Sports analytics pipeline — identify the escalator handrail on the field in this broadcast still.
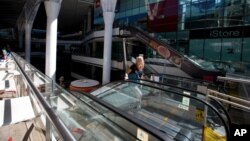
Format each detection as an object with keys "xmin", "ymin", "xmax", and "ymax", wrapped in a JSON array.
[{"xmin": 11, "ymin": 52, "xmax": 77, "ymax": 141}]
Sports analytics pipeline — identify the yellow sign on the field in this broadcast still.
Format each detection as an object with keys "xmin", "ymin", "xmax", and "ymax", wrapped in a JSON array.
[
  {"xmin": 195, "ymin": 109, "xmax": 204, "ymax": 123},
  {"xmin": 203, "ymin": 126, "xmax": 226, "ymax": 141}
]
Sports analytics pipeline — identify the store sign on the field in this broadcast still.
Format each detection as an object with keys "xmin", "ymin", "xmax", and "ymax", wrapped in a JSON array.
[
  {"xmin": 209, "ymin": 30, "xmax": 240, "ymax": 38},
  {"xmin": 190, "ymin": 26, "xmax": 250, "ymax": 39}
]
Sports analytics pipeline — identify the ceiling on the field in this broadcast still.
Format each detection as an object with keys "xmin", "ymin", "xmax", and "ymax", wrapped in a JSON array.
[
  {"xmin": 0, "ymin": 0, "xmax": 94, "ymax": 33},
  {"xmin": 0, "ymin": 0, "xmax": 27, "ymax": 29}
]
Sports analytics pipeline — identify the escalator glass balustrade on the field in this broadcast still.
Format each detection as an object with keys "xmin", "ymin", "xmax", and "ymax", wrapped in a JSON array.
[{"xmin": 90, "ymin": 80, "xmax": 230, "ymax": 141}]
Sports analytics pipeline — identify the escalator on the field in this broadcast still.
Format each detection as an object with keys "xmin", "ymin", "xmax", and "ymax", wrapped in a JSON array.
[
  {"xmin": 86, "ymin": 80, "xmax": 230, "ymax": 141},
  {"xmin": 11, "ymin": 52, "xmax": 171, "ymax": 141},
  {"xmin": 120, "ymin": 26, "xmax": 225, "ymax": 82}
]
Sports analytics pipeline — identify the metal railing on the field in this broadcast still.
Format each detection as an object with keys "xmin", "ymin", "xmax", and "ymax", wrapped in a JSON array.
[
  {"xmin": 218, "ymin": 76, "xmax": 250, "ymax": 84},
  {"xmin": 11, "ymin": 52, "xmax": 76, "ymax": 141},
  {"xmin": 10, "ymin": 52, "xmax": 173, "ymax": 141},
  {"xmin": 207, "ymin": 89, "xmax": 250, "ymax": 111},
  {"xmin": 206, "ymin": 75, "xmax": 250, "ymax": 111}
]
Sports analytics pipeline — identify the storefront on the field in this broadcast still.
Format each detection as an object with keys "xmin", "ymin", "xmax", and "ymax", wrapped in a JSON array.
[{"xmin": 189, "ymin": 26, "xmax": 250, "ymax": 63}]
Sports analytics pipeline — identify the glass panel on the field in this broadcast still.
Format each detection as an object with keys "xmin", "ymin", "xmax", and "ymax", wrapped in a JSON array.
[
  {"xmin": 120, "ymin": 12, "xmax": 126, "ymax": 18},
  {"xmin": 124, "ymin": 1, "xmax": 129, "ymax": 11},
  {"xmin": 243, "ymin": 38, "xmax": 250, "ymax": 62},
  {"xmin": 91, "ymin": 81, "xmax": 228, "ymax": 141},
  {"xmin": 133, "ymin": 0, "xmax": 140, "ymax": 8},
  {"xmin": 48, "ymin": 88, "xmax": 138, "ymax": 141},
  {"xmin": 12, "ymin": 53, "xmax": 53, "ymax": 95},
  {"xmin": 245, "ymin": 4, "xmax": 250, "ymax": 16},
  {"xmin": 244, "ymin": 16, "xmax": 250, "ymax": 25},
  {"xmin": 137, "ymin": 79, "xmax": 230, "ymax": 126},
  {"xmin": 190, "ymin": 1, "xmax": 206, "ymax": 17},
  {"xmin": 139, "ymin": 6, "xmax": 147, "ymax": 13},
  {"xmin": 149, "ymin": 0, "xmax": 158, "ymax": 4},
  {"xmin": 189, "ymin": 39, "xmax": 204, "ymax": 58},
  {"xmin": 139, "ymin": 0, "xmax": 145, "ymax": 7},
  {"xmin": 224, "ymin": 4, "xmax": 244, "ymax": 26},
  {"xmin": 221, "ymin": 38, "xmax": 241, "ymax": 61},
  {"xmin": 204, "ymin": 39, "xmax": 221, "ymax": 61},
  {"xmin": 126, "ymin": 9, "xmax": 132, "ymax": 17},
  {"xmin": 132, "ymin": 8, "xmax": 140, "ymax": 15},
  {"xmin": 127, "ymin": 0, "xmax": 133, "ymax": 10},
  {"xmin": 145, "ymin": 73, "xmax": 217, "ymax": 91},
  {"xmin": 11, "ymin": 53, "xmax": 167, "ymax": 141},
  {"xmin": 120, "ymin": 1, "xmax": 126, "ymax": 12}
]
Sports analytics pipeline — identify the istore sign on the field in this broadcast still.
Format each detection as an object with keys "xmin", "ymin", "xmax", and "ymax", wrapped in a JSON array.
[
  {"xmin": 190, "ymin": 26, "xmax": 250, "ymax": 39},
  {"xmin": 209, "ymin": 30, "xmax": 240, "ymax": 38}
]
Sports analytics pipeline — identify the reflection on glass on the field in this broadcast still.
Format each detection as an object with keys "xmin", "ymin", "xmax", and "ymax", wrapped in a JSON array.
[
  {"xmin": 46, "ymin": 87, "xmax": 139, "ymax": 141},
  {"xmin": 12, "ymin": 53, "xmax": 166, "ymax": 141}
]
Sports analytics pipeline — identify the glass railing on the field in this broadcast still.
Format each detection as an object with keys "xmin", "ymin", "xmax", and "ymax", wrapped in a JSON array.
[
  {"xmin": 136, "ymin": 79, "xmax": 231, "ymax": 129},
  {"xmin": 186, "ymin": 55, "xmax": 220, "ymax": 72},
  {"xmin": 144, "ymin": 73, "xmax": 218, "ymax": 92},
  {"xmin": 10, "ymin": 52, "xmax": 169, "ymax": 141},
  {"xmin": 217, "ymin": 73, "xmax": 250, "ymax": 104},
  {"xmin": 212, "ymin": 61, "xmax": 250, "ymax": 77},
  {"xmin": 216, "ymin": 74, "xmax": 250, "ymax": 125},
  {"xmin": 140, "ymin": 74, "xmax": 232, "ymax": 127},
  {"xmin": 90, "ymin": 80, "xmax": 230, "ymax": 141}
]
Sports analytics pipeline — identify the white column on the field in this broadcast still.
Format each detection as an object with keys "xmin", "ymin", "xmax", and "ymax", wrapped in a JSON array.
[
  {"xmin": 101, "ymin": 0, "xmax": 117, "ymax": 85},
  {"xmin": 25, "ymin": 23, "xmax": 32, "ymax": 63},
  {"xmin": 102, "ymin": 12, "xmax": 115, "ymax": 84},
  {"xmin": 45, "ymin": 1, "xmax": 61, "ymax": 81}
]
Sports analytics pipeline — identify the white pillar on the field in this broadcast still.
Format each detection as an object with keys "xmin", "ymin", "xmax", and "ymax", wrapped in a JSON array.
[
  {"xmin": 45, "ymin": 1, "xmax": 61, "ymax": 81},
  {"xmin": 25, "ymin": 23, "xmax": 32, "ymax": 63},
  {"xmin": 102, "ymin": 12, "xmax": 115, "ymax": 84},
  {"xmin": 101, "ymin": 0, "xmax": 117, "ymax": 84}
]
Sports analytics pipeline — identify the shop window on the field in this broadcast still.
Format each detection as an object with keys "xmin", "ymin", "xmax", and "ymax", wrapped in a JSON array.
[
  {"xmin": 139, "ymin": 6, "xmax": 147, "ymax": 13},
  {"xmin": 139, "ymin": 0, "xmax": 145, "ymax": 7},
  {"xmin": 133, "ymin": 0, "xmax": 140, "ymax": 8},
  {"xmin": 204, "ymin": 39, "xmax": 221, "ymax": 61},
  {"xmin": 242, "ymin": 38, "xmax": 250, "ymax": 62},
  {"xmin": 245, "ymin": 4, "xmax": 250, "ymax": 16},
  {"xmin": 189, "ymin": 39, "xmax": 204, "ymax": 58},
  {"xmin": 221, "ymin": 38, "xmax": 241, "ymax": 61},
  {"xmin": 126, "ymin": 10, "xmax": 132, "ymax": 17},
  {"xmin": 224, "ymin": 4, "xmax": 244, "ymax": 26},
  {"xmin": 132, "ymin": 8, "xmax": 140, "ymax": 15}
]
